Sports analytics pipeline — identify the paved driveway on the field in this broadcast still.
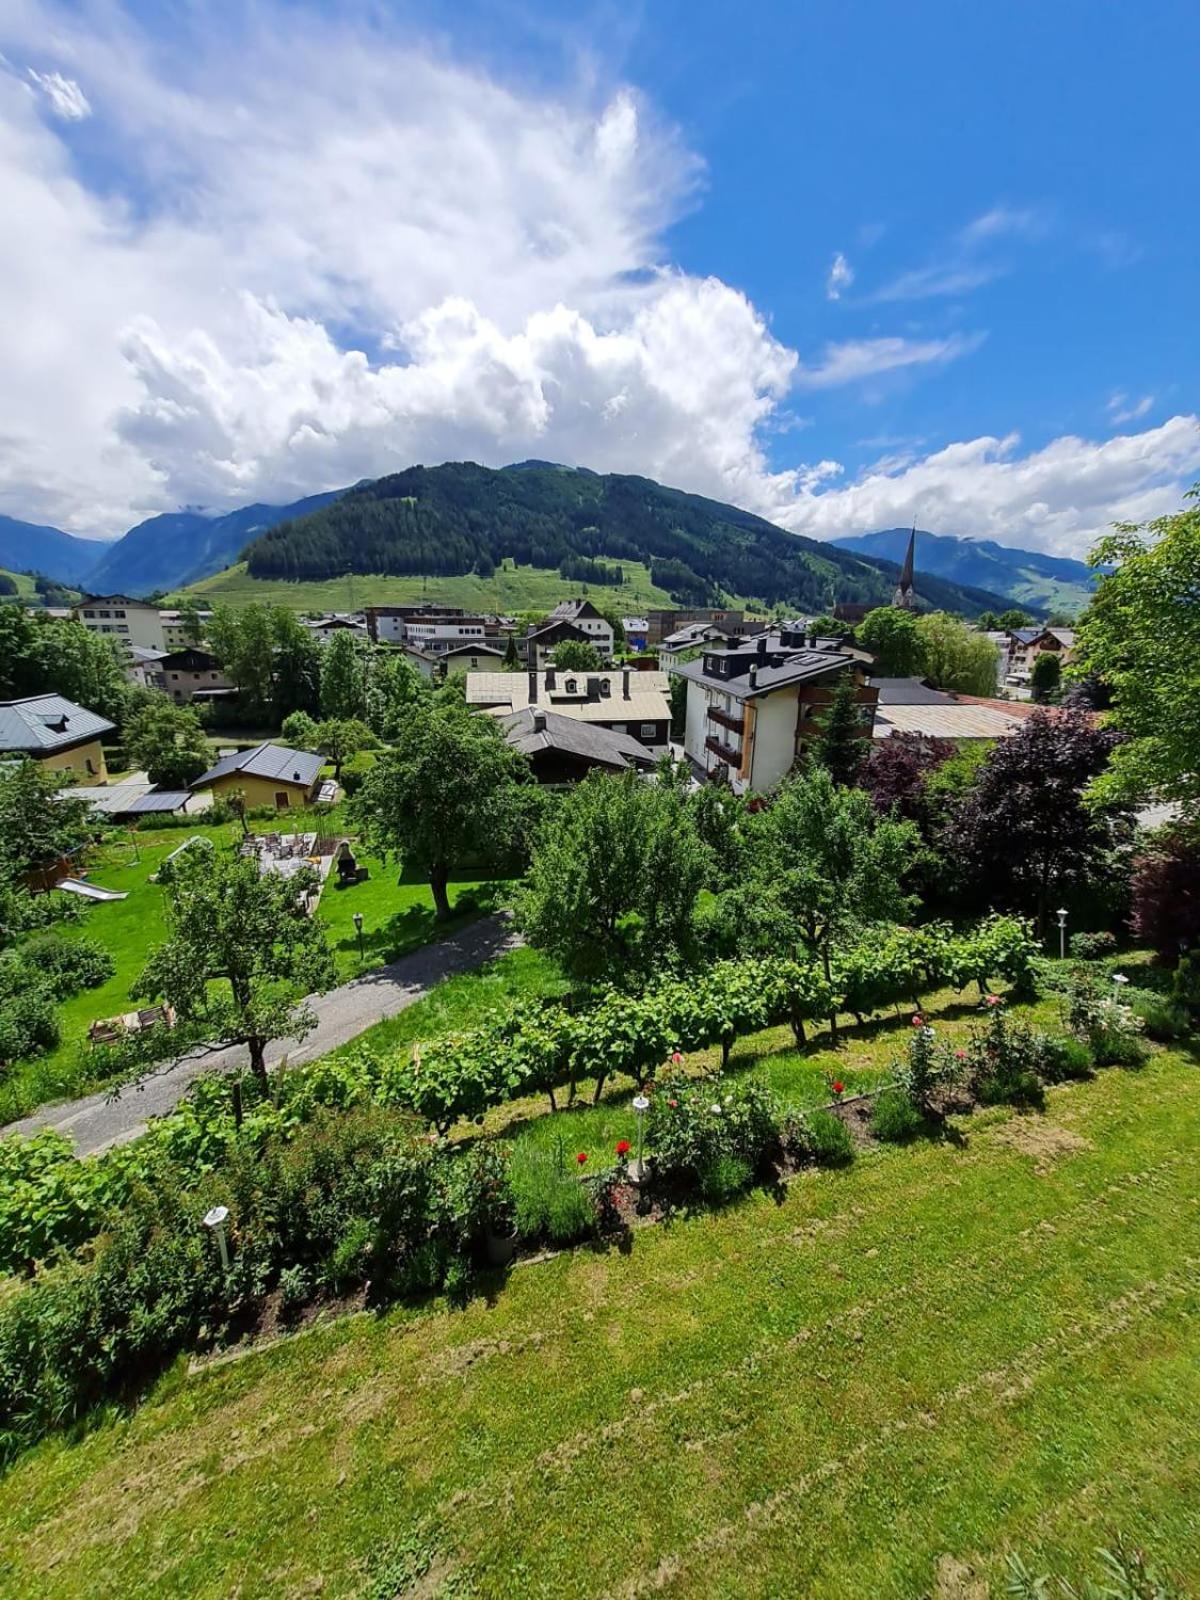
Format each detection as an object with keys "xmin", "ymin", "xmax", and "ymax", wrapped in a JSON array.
[{"xmin": 3, "ymin": 914, "xmax": 522, "ymax": 1157}]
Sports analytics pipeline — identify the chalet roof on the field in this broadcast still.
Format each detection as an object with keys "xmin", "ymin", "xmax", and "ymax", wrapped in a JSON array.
[
  {"xmin": 191, "ymin": 741, "xmax": 323, "ymax": 791},
  {"xmin": 439, "ymin": 640, "xmax": 505, "ymax": 659},
  {"xmin": 873, "ymin": 702, "xmax": 1024, "ymax": 740},
  {"xmin": 496, "ymin": 708, "xmax": 657, "ymax": 770},
  {"xmin": 0, "ymin": 694, "xmax": 115, "ymax": 753},
  {"xmin": 672, "ymin": 648, "xmax": 853, "ymax": 702},
  {"xmin": 549, "ymin": 598, "xmax": 605, "ymax": 623}
]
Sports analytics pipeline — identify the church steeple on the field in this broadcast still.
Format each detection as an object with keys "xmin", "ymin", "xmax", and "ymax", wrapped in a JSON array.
[{"xmin": 893, "ymin": 523, "xmax": 916, "ymax": 609}]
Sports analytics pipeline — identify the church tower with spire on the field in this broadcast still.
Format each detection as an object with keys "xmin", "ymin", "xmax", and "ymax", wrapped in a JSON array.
[{"xmin": 893, "ymin": 524, "xmax": 917, "ymax": 609}]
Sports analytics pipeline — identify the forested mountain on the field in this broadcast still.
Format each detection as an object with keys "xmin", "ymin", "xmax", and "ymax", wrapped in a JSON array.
[
  {"xmin": 833, "ymin": 527, "xmax": 1100, "ymax": 615},
  {"xmin": 0, "ymin": 514, "xmax": 106, "ymax": 586},
  {"xmin": 242, "ymin": 462, "xmax": 1013, "ymax": 614},
  {"xmin": 85, "ymin": 490, "xmax": 346, "ymax": 594}
]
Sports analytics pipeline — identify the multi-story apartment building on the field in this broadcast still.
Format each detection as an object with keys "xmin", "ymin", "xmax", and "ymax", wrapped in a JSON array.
[
  {"xmin": 75, "ymin": 595, "xmax": 166, "ymax": 655},
  {"xmin": 674, "ymin": 625, "xmax": 877, "ymax": 793}
]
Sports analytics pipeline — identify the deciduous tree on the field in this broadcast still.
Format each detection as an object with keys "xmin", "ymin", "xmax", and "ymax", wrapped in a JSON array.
[
  {"xmin": 1029, "ymin": 650, "xmax": 1062, "ymax": 701},
  {"xmin": 320, "ymin": 629, "xmax": 369, "ymax": 720},
  {"xmin": 125, "ymin": 698, "xmax": 211, "ymax": 788},
  {"xmin": 1075, "ymin": 490, "xmax": 1200, "ymax": 815},
  {"xmin": 550, "ymin": 639, "xmax": 604, "ymax": 671},
  {"xmin": 353, "ymin": 701, "xmax": 528, "ymax": 919},
  {"xmin": 0, "ymin": 761, "xmax": 93, "ymax": 883},
  {"xmin": 134, "ymin": 846, "xmax": 335, "ymax": 1078},
  {"xmin": 857, "ymin": 607, "xmax": 925, "ymax": 677},
  {"xmin": 316, "ymin": 717, "xmax": 374, "ymax": 780},
  {"xmin": 915, "ymin": 612, "xmax": 998, "ymax": 695}
]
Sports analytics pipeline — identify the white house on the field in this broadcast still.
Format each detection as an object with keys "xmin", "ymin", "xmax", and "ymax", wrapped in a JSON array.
[{"xmin": 466, "ymin": 667, "xmax": 670, "ymax": 747}]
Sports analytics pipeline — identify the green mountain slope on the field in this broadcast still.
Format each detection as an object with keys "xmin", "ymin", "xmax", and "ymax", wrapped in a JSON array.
[{"xmin": 240, "ymin": 462, "xmax": 1014, "ymax": 616}]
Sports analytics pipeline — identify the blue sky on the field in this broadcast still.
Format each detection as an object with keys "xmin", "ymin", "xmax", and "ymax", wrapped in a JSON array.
[{"xmin": 0, "ymin": 0, "xmax": 1197, "ymax": 552}]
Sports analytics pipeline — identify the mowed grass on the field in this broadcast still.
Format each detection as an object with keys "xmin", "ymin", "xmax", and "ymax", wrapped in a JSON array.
[
  {"xmin": 1, "ymin": 819, "xmax": 514, "ymax": 1124},
  {"xmin": 174, "ymin": 558, "xmax": 672, "ymax": 613},
  {"xmin": 1, "ymin": 1040, "xmax": 1197, "ymax": 1598}
]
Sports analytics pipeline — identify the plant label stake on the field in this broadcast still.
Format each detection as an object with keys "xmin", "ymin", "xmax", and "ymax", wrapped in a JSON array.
[
  {"xmin": 630, "ymin": 1094, "xmax": 650, "ymax": 1184},
  {"xmin": 204, "ymin": 1205, "xmax": 230, "ymax": 1272}
]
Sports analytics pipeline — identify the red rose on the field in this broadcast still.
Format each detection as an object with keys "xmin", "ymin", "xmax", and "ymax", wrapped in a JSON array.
[
  {"xmin": 986, "ymin": 994, "xmax": 1001, "ymax": 1007},
  {"xmin": 911, "ymin": 1014, "xmax": 925, "ymax": 1027},
  {"xmin": 831, "ymin": 1080, "xmax": 844, "ymax": 1096},
  {"xmin": 668, "ymin": 1098, "xmax": 678, "ymax": 1108},
  {"xmin": 576, "ymin": 1151, "xmax": 588, "ymax": 1165},
  {"xmin": 670, "ymin": 1051, "xmax": 683, "ymax": 1065},
  {"xmin": 615, "ymin": 1140, "xmax": 631, "ymax": 1156},
  {"xmin": 954, "ymin": 1048, "xmax": 967, "ymax": 1061}
]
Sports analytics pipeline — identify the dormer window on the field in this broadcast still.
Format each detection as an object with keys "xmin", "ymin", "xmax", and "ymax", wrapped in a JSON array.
[{"xmin": 565, "ymin": 678, "xmax": 577, "ymax": 694}]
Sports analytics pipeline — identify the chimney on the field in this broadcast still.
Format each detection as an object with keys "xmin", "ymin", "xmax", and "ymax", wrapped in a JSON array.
[
  {"xmin": 807, "ymin": 631, "xmax": 815, "ymax": 649},
  {"xmin": 528, "ymin": 670, "xmax": 538, "ymax": 703},
  {"xmin": 757, "ymin": 636, "xmax": 767, "ymax": 661},
  {"xmin": 748, "ymin": 664, "xmax": 758, "ymax": 689},
  {"xmin": 546, "ymin": 667, "xmax": 557, "ymax": 690},
  {"xmin": 532, "ymin": 708, "xmax": 546, "ymax": 733},
  {"xmin": 622, "ymin": 666, "xmax": 631, "ymax": 700}
]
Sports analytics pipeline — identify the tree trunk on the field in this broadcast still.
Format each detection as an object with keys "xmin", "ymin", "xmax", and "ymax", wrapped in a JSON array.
[
  {"xmin": 429, "ymin": 862, "xmax": 452, "ymax": 921},
  {"xmin": 248, "ymin": 1036, "xmax": 268, "ymax": 1080},
  {"xmin": 821, "ymin": 943, "xmax": 839, "ymax": 1043}
]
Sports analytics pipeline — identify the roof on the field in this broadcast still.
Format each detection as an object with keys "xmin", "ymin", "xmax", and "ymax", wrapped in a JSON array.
[
  {"xmin": 159, "ymin": 647, "xmax": 223, "ymax": 670},
  {"xmin": 549, "ymin": 598, "xmax": 605, "ymax": 623},
  {"xmin": 130, "ymin": 645, "xmax": 168, "ymax": 664},
  {"xmin": 191, "ymin": 741, "xmax": 324, "ymax": 790},
  {"xmin": 660, "ymin": 621, "xmax": 736, "ymax": 650},
  {"xmin": 672, "ymin": 648, "xmax": 854, "ymax": 702},
  {"xmin": 67, "ymin": 783, "xmax": 191, "ymax": 817},
  {"xmin": 873, "ymin": 702, "xmax": 1025, "ymax": 740},
  {"xmin": 871, "ymin": 677, "xmax": 955, "ymax": 705},
  {"xmin": 621, "ymin": 617, "xmax": 649, "ymax": 631},
  {"xmin": 525, "ymin": 618, "xmax": 590, "ymax": 645},
  {"xmin": 78, "ymin": 594, "xmax": 157, "ymax": 609},
  {"xmin": 495, "ymin": 708, "xmax": 658, "ymax": 771},
  {"xmin": 466, "ymin": 669, "xmax": 670, "ymax": 725},
  {"xmin": 440, "ymin": 641, "xmax": 505, "ymax": 659},
  {"xmin": 0, "ymin": 694, "xmax": 115, "ymax": 754}
]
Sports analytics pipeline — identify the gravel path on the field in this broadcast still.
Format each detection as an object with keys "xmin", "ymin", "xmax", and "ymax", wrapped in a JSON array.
[{"xmin": 3, "ymin": 914, "xmax": 522, "ymax": 1157}]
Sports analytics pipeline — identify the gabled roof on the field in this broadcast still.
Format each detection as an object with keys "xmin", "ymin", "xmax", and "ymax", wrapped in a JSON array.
[
  {"xmin": 0, "ymin": 694, "xmax": 115, "ymax": 753},
  {"xmin": 191, "ymin": 741, "xmax": 323, "ymax": 791},
  {"xmin": 549, "ymin": 598, "xmax": 606, "ymax": 623},
  {"xmin": 871, "ymin": 677, "xmax": 955, "ymax": 705},
  {"xmin": 525, "ymin": 618, "xmax": 590, "ymax": 645},
  {"xmin": 440, "ymin": 641, "xmax": 505, "ymax": 659},
  {"xmin": 672, "ymin": 649, "xmax": 853, "ymax": 702},
  {"xmin": 159, "ymin": 647, "xmax": 223, "ymax": 671},
  {"xmin": 78, "ymin": 594, "xmax": 157, "ymax": 609},
  {"xmin": 496, "ymin": 708, "xmax": 658, "ymax": 771}
]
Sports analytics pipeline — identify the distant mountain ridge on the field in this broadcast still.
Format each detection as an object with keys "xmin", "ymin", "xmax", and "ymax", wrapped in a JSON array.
[
  {"xmin": 0, "ymin": 515, "xmax": 107, "ymax": 587},
  {"xmin": 239, "ymin": 461, "xmax": 1015, "ymax": 616},
  {"xmin": 832, "ymin": 527, "xmax": 1098, "ymax": 614}
]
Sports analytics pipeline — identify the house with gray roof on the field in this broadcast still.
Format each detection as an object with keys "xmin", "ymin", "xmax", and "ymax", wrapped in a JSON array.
[
  {"xmin": 190, "ymin": 741, "xmax": 325, "ymax": 810},
  {"xmin": 0, "ymin": 694, "xmax": 115, "ymax": 782},
  {"xmin": 495, "ymin": 707, "xmax": 658, "ymax": 783}
]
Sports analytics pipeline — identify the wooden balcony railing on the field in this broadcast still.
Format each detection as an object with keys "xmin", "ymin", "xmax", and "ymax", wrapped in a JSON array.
[
  {"xmin": 705, "ymin": 733, "xmax": 741, "ymax": 766},
  {"xmin": 706, "ymin": 704, "xmax": 745, "ymax": 735}
]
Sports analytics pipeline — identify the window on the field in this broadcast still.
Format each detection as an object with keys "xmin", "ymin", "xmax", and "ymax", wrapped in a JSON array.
[
  {"xmin": 83, "ymin": 610, "xmax": 95, "ymax": 619},
  {"xmin": 640, "ymin": 723, "xmax": 657, "ymax": 738},
  {"xmin": 565, "ymin": 678, "xmax": 577, "ymax": 694}
]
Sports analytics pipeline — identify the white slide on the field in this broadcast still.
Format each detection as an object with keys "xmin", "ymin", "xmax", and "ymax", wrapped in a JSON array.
[{"xmin": 54, "ymin": 878, "xmax": 128, "ymax": 901}]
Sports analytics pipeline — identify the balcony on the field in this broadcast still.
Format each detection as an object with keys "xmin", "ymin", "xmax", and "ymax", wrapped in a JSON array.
[
  {"xmin": 706, "ymin": 704, "xmax": 745, "ymax": 736},
  {"xmin": 705, "ymin": 733, "xmax": 741, "ymax": 767}
]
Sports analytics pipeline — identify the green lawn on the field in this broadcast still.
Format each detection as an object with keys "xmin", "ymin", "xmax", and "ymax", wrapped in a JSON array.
[
  {"xmin": 1, "ymin": 1034, "xmax": 1197, "ymax": 1598},
  {"xmin": 172, "ymin": 558, "xmax": 673, "ymax": 613},
  {"xmin": 1, "ymin": 820, "xmax": 516, "ymax": 1124}
]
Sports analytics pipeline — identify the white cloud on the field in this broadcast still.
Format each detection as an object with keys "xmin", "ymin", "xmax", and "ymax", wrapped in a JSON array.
[
  {"xmin": 25, "ymin": 67, "xmax": 90, "ymax": 120},
  {"xmin": 762, "ymin": 416, "xmax": 1200, "ymax": 559},
  {"xmin": 0, "ymin": 5, "xmax": 1194, "ymax": 564},
  {"xmin": 794, "ymin": 333, "xmax": 985, "ymax": 389},
  {"xmin": 1107, "ymin": 391, "xmax": 1154, "ymax": 424},
  {"xmin": 826, "ymin": 251, "xmax": 853, "ymax": 300},
  {"xmin": 959, "ymin": 205, "xmax": 1040, "ymax": 244}
]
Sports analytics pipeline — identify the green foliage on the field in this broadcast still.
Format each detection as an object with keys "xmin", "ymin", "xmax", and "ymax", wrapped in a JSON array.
[
  {"xmin": 319, "ymin": 629, "xmax": 369, "ymax": 720},
  {"xmin": 519, "ymin": 770, "xmax": 711, "ymax": 985},
  {"xmin": 810, "ymin": 676, "xmax": 870, "ymax": 786},
  {"xmin": 315, "ymin": 716, "xmax": 374, "ymax": 779},
  {"xmin": 353, "ymin": 699, "xmax": 529, "ymax": 919},
  {"xmin": 280, "ymin": 709, "xmax": 319, "ymax": 749},
  {"xmin": 961, "ymin": 1000, "xmax": 1046, "ymax": 1107},
  {"xmin": 1122, "ymin": 986, "xmax": 1192, "ymax": 1043},
  {"xmin": 871, "ymin": 1086, "xmax": 925, "ymax": 1142},
  {"xmin": 506, "ymin": 1145, "xmax": 595, "ymax": 1244},
  {"xmin": 15, "ymin": 932, "xmax": 114, "ymax": 997},
  {"xmin": 648, "ymin": 1072, "xmax": 780, "ymax": 1197},
  {"xmin": 0, "ymin": 611, "xmax": 128, "ymax": 722},
  {"xmin": 1064, "ymin": 970, "xmax": 1149, "ymax": 1066},
  {"xmin": 0, "ymin": 760, "xmax": 93, "ymax": 881},
  {"xmin": 915, "ymin": 611, "xmax": 999, "ymax": 695},
  {"xmin": 1029, "ymin": 649, "xmax": 1062, "ymax": 700},
  {"xmin": 133, "ymin": 844, "xmax": 336, "ymax": 1076},
  {"xmin": 124, "ymin": 697, "xmax": 210, "ymax": 788},
  {"xmin": 1076, "ymin": 490, "xmax": 1200, "ymax": 812},
  {"xmin": 206, "ymin": 605, "xmax": 322, "ymax": 722},
  {"xmin": 1072, "ymin": 930, "xmax": 1118, "ymax": 961},
  {"xmin": 1006, "ymin": 1537, "xmax": 1180, "ymax": 1599},
  {"xmin": 857, "ymin": 607, "xmax": 925, "ymax": 675},
  {"xmin": 550, "ymin": 639, "xmax": 604, "ymax": 671},
  {"xmin": 785, "ymin": 1107, "xmax": 854, "ymax": 1166}
]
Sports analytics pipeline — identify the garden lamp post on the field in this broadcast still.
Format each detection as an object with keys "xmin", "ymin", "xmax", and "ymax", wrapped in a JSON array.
[
  {"xmin": 1056, "ymin": 907, "xmax": 1068, "ymax": 961},
  {"xmin": 631, "ymin": 1094, "xmax": 650, "ymax": 1185},
  {"xmin": 1112, "ymin": 972, "xmax": 1130, "ymax": 994},
  {"xmin": 203, "ymin": 1204, "xmax": 230, "ymax": 1272},
  {"xmin": 353, "ymin": 911, "xmax": 364, "ymax": 964}
]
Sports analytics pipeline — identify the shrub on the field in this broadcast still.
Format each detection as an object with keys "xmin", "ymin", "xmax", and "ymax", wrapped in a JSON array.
[
  {"xmin": 277, "ymin": 1264, "xmax": 312, "ymax": 1320},
  {"xmin": 434, "ymin": 1141, "xmax": 514, "ymax": 1251},
  {"xmin": 1124, "ymin": 985, "xmax": 1192, "ymax": 1042},
  {"xmin": 961, "ymin": 1001, "xmax": 1046, "ymax": 1107},
  {"xmin": 0, "ymin": 1131, "xmax": 125, "ymax": 1274},
  {"xmin": 1036, "ymin": 1033, "xmax": 1094, "ymax": 1083},
  {"xmin": 648, "ymin": 1074, "xmax": 780, "ymax": 1197},
  {"xmin": 1071, "ymin": 929, "xmax": 1118, "ymax": 961},
  {"xmin": 785, "ymin": 1108, "xmax": 854, "ymax": 1167},
  {"xmin": 0, "ymin": 984, "xmax": 60, "ymax": 1064},
  {"xmin": 1065, "ymin": 971, "xmax": 1150, "ymax": 1066},
  {"xmin": 17, "ymin": 933, "xmax": 115, "ymax": 998},
  {"xmin": 871, "ymin": 1087, "xmax": 925, "ymax": 1142},
  {"xmin": 507, "ymin": 1145, "xmax": 595, "ymax": 1245},
  {"xmin": 1173, "ymin": 951, "xmax": 1200, "ymax": 1013}
]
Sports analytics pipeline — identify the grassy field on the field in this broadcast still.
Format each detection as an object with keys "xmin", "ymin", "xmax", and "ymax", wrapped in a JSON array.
[
  {"xmin": 0, "ymin": 1024, "xmax": 1196, "ymax": 1598},
  {"xmin": 0, "ymin": 819, "xmax": 515, "ymax": 1124},
  {"xmin": 172, "ymin": 559, "xmax": 673, "ymax": 613}
]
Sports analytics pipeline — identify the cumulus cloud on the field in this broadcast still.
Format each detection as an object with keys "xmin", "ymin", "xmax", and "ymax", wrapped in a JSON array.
[
  {"xmin": 765, "ymin": 416, "xmax": 1200, "ymax": 558},
  {"xmin": 25, "ymin": 67, "xmax": 90, "ymax": 120},
  {"xmin": 826, "ymin": 251, "xmax": 853, "ymax": 300},
  {"xmin": 0, "ymin": 3, "xmax": 1194, "ymax": 561}
]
